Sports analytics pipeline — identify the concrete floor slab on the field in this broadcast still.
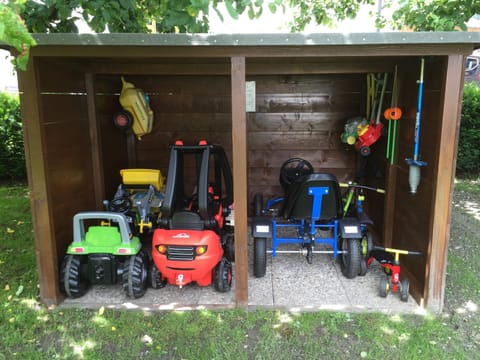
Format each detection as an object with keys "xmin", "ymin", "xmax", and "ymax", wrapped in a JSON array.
[{"xmin": 62, "ymin": 233, "xmax": 422, "ymax": 314}]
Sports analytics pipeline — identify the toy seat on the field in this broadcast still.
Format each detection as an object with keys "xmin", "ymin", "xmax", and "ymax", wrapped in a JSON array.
[
  {"xmin": 169, "ymin": 211, "xmax": 205, "ymax": 231},
  {"xmin": 267, "ymin": 173, "xmax": 344, "ymax": 260},
  {"xmin": 282, "ymin": 173, "xmax": 343, "ymax": 221}
]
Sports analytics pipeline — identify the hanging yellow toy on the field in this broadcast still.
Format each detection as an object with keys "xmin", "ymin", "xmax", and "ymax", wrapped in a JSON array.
[{"xmin": 113, "ymin": 76, "xmax": 154, "ymax": 140}]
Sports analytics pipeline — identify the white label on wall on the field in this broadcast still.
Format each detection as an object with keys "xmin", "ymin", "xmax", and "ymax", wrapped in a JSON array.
[{"xmin": 246, "ymin": 81, "xmax": 256, "ymax": 112}]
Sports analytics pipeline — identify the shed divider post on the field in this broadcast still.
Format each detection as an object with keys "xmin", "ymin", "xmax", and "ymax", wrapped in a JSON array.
[{"xmin": 231, "ymin": 56, "xmax": 248, "ymax": 307}]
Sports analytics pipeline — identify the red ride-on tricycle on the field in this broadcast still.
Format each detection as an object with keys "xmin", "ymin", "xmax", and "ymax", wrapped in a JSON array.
[
  {"xmin": 366, "ymin": 246, "xmax": 422, "ymax": 302},
  {"xmin": 150, "ymin": 140, "xmax": 234, "ymax": 292}
]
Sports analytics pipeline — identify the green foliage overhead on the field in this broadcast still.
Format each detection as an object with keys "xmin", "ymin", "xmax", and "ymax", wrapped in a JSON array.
[
  {"xmin": 0, "ymin": 1, "xmax": 36, "ymax": 70},
  {"xmin": 18, "ymin": 0, "xmax": 269, "ymax": 34},
  {"xmin": 0, "ymin": 92, "xmax": 26, "ymax": 182},
  {"xmin": 2, "ymin": 0, "xmax": 479, "ymax": 70},
  {"xmin": 287, "ymin": 0, "xmax": 376, "ymax": 31},
  {"xmin": 457, "ymin": 82, "xmax": 480, "ymax": 176},
  {"xmin": 391, "ymin": 0, "xmax": 480, "ymax": 31}
]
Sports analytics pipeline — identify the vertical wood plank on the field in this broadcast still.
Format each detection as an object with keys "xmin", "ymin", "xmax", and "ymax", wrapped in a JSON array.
[
  {"xmin": 426, "ymin": 54, "xmax": 465, "ymax": 312},
  {"xmin": 17, "ymin": 59, "xmax": 62, "ymax": 305},
  {"xmin": 85, "ymin": 73, "xmax": 105, "ymax": 207},
  {"xmin": 231, "ymin": 57, "xmax": 248, "ymax": 307}
]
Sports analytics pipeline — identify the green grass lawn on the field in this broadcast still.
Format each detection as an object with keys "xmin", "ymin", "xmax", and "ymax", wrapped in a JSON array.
[{"xmin": 0, "ymin": 183, "xmax": 479, "ymax": 359}]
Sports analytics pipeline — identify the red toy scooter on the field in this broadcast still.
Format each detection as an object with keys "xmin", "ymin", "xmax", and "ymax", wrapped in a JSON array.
[{"xmin": 366, "ymin": 246, "xmax": 422, "ymax": 302}]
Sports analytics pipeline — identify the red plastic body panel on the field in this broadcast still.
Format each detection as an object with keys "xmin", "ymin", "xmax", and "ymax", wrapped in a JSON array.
[
  {"xmin": 355, "ymin": 122, "xmax": 384, "ymax": 150},
  {"xmin": 152, "ymin": 228, "xmax": 223, "ymax": 287}
]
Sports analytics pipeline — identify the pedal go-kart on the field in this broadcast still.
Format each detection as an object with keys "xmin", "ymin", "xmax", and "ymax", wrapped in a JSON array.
[
  {"xmin": 59, "ymin": 212, "xmax": 149, "ymax": 299},
  {"xmin": 366, "ymin": 246, "xmax": 422, "ymax": 302},
  {"xmin": 252, "ymin": 158, "xmax": 364, "ymax": 279},
  {"xmin": 151, "ymin": 140, "xmax": 234, "ymax": 292},
  {"xmin": 104, "ymin": 168, "xmax": 165, "ymax": 236}
]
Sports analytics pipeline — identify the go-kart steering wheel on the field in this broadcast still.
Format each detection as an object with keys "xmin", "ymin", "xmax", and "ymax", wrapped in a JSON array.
[{"xmin": 279, "ymin": 157, "xmax": 314, "ymax": 190}]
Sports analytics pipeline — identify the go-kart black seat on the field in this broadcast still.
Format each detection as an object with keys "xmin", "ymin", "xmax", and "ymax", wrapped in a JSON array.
[
  {"xmin": 169, "ymin": 210, "xmax": 205, "ymax": 231},
  {"xmin": 282, "ymin": 173, "xmax": 343, "ymax": 221}
]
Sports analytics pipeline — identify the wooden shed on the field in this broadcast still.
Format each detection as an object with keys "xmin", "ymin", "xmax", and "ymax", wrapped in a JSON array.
[{"xmin": 10, "ymin": 32, "xmax": 480, "ymax": 312}]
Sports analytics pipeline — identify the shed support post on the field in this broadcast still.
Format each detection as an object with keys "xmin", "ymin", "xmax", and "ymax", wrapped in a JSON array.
[
  {"xmin": 231, "ymin": 56, "xmax": 248, "ymax": 307},
  {"xmin": 85, "ymin": 73, "xmax": 105, "ymax": 207},
  {"xmin": 18, "ymin": 59, "xmax": 63, "ymax": 305},
  {"xmin": 426, "ymin": 54, "xmax": 465, "ymax": 312}
]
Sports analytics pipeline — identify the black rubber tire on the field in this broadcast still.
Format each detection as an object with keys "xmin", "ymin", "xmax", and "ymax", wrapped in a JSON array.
[
  {"xmin": 253, "ymin": 193, "xmax": 263, "ymax": 216},
  {"xmin": 361, "ymin": 231, "xmax": 374, "ymax": 259},
  {"xmin": 359, "ymin": 231, "xmax": 373, "ymax": 276},
  {"xmin": 213, "ymin": 258, "xmax": 233, "ymax": 293},
  {"xmin": 359, "ymin": 146, "xmax": 371, "ymax": 157},
  {"xmin": 113, "ymin": 110, "xmax": 133, "ymax": 130},
  {"xmin": 122, "ymin": 251, "xmax": 148, "ymax": 298},
  {"xmin": 400, "ymin": 278, "xmax": 410, "ymax": 302},
  {"xmin": 253, "ymin": 237, "xmax": 267, "ymax": 278},
  {"xmin": 359, "ymin": 258, "xmax": 368, "ymax": 276},
  {"xmin": 379, "ymin": 275, "xmax": 389, "ymax": 298},
  {"xmin": 149, "ymin": 263, "xmax": 167, "ymax": 289},
  {"xmin": 340, "ymin": 238, "xmax": 362, "ymax": 279},
  {"xmin": 222, "ymin": 232, "xmax": 235, "ymax": 262},
  {"xmin": 60, "ymin": 255, "xmax": 89, "ymax": 298}
]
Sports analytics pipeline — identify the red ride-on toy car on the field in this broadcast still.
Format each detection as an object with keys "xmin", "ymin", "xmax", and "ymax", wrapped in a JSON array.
[
  {"xmin": 151, "ymin": 140, "xmax": 234, "ymax": 292},
  {"xmin": 367, "ymin": 246, "xmax": 422, "ymax": 302}
]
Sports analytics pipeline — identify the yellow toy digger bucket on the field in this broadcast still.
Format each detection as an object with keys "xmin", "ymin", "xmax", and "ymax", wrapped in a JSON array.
[{"xmin": 120, "ymin": 169, "xmax": 165, "ymax": 192}]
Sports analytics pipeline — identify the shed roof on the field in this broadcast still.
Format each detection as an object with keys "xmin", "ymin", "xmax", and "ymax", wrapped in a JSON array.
[{"xmin": 27, "ymin": 31, "xmax": 480, "ymax": 47}]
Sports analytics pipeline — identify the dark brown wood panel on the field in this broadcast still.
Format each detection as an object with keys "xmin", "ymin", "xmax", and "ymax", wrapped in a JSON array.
[
  {"xmin": 39, "ymin": 92, "xmax": 97, "ymax": 261},
  {"xmin": 37, "ymin": 58, "xmax": 86, "ymax": 93},
  {"xmin": 247, "ymin": 74, "xmax": 361, "ymax": 212}
]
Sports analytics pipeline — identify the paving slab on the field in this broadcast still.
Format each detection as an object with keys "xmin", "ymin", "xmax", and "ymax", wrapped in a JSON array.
[{"xmin": 62, "ymin": 233, "xmax": 423, "ymax": 314}]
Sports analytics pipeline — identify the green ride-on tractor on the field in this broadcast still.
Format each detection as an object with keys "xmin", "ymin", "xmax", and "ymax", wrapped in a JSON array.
[{"xmin": 59, "ymin": 211, "xmax": 149, "ymax": 299}]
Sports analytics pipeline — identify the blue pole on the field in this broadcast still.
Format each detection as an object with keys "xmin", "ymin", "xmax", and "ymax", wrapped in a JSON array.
[
  {"xmin": 413, "ymin": 58, "xmax": 424, "ymax": 161},
  {"xmin": 405, "ymin": 58, "xmax": 427, "ymax": 194}
]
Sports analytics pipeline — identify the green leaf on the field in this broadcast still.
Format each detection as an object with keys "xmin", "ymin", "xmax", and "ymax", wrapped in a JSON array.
[
  {"xmin": 248, "ymin": 6, "xmax": 254, "ymax": 19},
  {"xmin": 224, "ymin": 0, "xmax": 239, "ymax": 20},
  {"xmin": 16, "ymin": 285, "xmax": 24, "ymax": 296}
]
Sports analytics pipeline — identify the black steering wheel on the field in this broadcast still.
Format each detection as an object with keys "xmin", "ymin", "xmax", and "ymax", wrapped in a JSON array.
[
  {"xmin": 109, "ymin": 196, "xmax": 132, "ymax": 214},
  {"xmin": 279, "ymin": 157, "xmax": 314, "ymax": 190}
]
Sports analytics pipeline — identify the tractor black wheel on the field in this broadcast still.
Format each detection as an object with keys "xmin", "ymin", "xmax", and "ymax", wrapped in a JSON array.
[
  {"xmin": 400, "ymin": 278, "xmax": 410, "ymax": 302},
  {"xmin": 60, "ymin": 255, "xmax": 89, "ymax": 298},
  {"xmin": 253, "ymin": 237, "xmax": 267, "ymax": 278},
  {"xmin": 213, "ymin": 258, "xmax": 233, "ymax": 293},
  {"xmin": 253, "ymin": 193, "xmax": 263, "ymax": 216},
  {"xmin": 340, "ymin": 238, "xmax": 362, "ymax": 279},
  {"xmin": 113, "ymin": 110, "xmax": 133, "ymax": 130},
  {"xmin": 379, "ymin": 275, "xmax": 389, "ymax": 298},
  {"xmin": 122, "ymin": 251, "xmax": 148, "ymax": 298},
  {"xmin": 279, "ymin": 157, "xmax": 314, "ymax": 190},
  {"xmin": 149, "ymin": 263, "xmax": 167, "ymax": 289},
  {"xmin": 222, "ymin": 233, "xmax": 235, "ymax": 262}
]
